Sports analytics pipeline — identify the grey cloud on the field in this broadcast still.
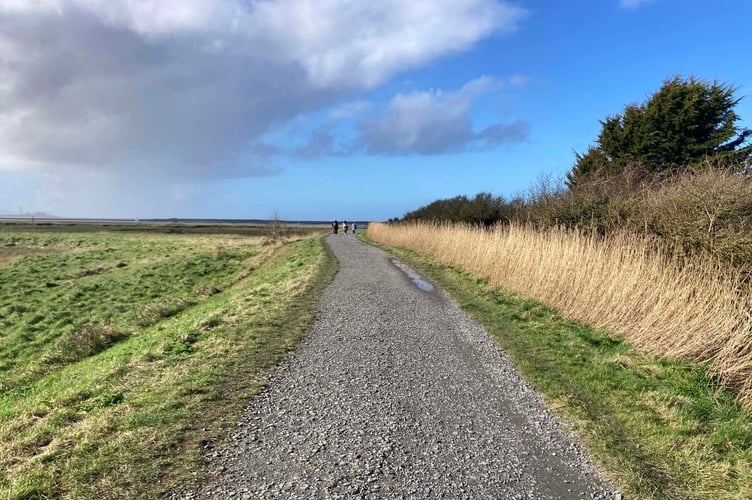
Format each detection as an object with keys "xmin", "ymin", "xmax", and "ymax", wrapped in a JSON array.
[
  {"xmin": 353, "ymin": 77, "xmax": 529, "ymax": 155},
  {"xmin": 357, "ymin": 114, "xmax": 475, "ymax": 155},
  {"xmin": 290, "ymin": 125, "xmax": 360, "ymax": 159},
  {"xmin": 249, "ymin": 141, "xmax": 285, "ymax": 159},
  {"xmin": 0, "ymin": 6, "xmax": 319, "ymax": 178},
  {"xmin": 271, "ymin": 77, "xmax": 530, "ymax": 159},
  {"xmin": 292, "ymin": 126, "xmax": 340, "ymax": 160},
  {"xmin": 3, "ymin": 10, "xmax": 229, "ymax": 177},
  {"xmin": 477, "ymin": 120, "xmax": 530, "ymax": 146},
  {"xmin": 355, "ymin": 117, "xmax": 530, "ymax": 156},
  {"xmin": 0, "ymin": 1, "xmax": 526, "ymax": 180}
]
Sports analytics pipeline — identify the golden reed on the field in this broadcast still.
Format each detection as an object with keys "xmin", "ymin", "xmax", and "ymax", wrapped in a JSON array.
[{"xmin": 369, "ymin": 221, "xmax": 752, "ymax": 404}]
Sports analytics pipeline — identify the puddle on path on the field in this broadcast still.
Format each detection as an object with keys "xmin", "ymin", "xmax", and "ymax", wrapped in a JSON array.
[{"xmin": 391, "ymin": 258, "xmax": 434, "ymax": 292}]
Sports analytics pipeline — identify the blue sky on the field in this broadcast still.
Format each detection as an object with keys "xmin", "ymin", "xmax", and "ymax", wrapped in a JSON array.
[{"xmin": 0, "ymin": 0, "xmax": 750, "ymax": 221}]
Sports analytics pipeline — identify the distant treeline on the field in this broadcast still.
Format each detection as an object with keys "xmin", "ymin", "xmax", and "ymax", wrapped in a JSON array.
[
  {"xmin": 397, "ymin": 76, "xmax": 752, "ymax": 275},
  {"xmin": 399, "ymin": 192, "xmax": 519, "ymax": 227}
]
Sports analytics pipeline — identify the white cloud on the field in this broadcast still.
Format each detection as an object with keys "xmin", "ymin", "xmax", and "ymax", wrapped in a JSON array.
[
  {"xmin": 251, "ymin": 0, "xmax": 527, "ymax": 88},
  {"xmin": 0, "ymin": 0, "xmax": 527, "ymax": 184},
  {"xmin": 355, "ymin": 76, "xmax": 529, "ymax": 155}
]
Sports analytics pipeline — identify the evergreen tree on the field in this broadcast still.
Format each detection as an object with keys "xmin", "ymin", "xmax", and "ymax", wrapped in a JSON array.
[{"xmin": 568, "ymin": 76, "xmax": 752, "ymax": 187}]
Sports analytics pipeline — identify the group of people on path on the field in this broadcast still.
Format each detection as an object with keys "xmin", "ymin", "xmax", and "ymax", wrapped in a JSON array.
[{"xmin": 331, "ymin": 220, "xmax": 357, "ymax": 235}]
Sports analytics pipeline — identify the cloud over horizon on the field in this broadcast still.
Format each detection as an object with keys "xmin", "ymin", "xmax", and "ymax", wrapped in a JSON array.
[
  {"xmin": 0, "ymin": 0, "xmax": 528, "ymax": 182},
  {"xmin": 263, "ymin": 76, "xmax": 530, "ymax": 159},
  {"xmin": 356, "ymin": 76, "xmax": 530, "ymax": 155}
]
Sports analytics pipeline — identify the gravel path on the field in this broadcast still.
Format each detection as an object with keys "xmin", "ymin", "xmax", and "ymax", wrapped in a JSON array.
[{"xmin": 184, "ymin": 234, "xmax": 615, "ymax": 499}]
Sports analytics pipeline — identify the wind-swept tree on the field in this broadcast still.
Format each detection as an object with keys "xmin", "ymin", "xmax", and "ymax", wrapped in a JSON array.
[{"xmin": 568, "ymin": 76, "xmax": 752, "ymax": 187}]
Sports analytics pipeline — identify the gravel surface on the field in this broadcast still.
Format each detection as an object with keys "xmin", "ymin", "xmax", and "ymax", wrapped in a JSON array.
[{"xmin": 181, "ymin": 234, "xmax": 616, "ymax": 499}]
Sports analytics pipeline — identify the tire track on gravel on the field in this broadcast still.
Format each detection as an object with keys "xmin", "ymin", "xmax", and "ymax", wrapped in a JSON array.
[{"xmin": 183, "ymin": 234, "xmax": 615, "ymax": 499}]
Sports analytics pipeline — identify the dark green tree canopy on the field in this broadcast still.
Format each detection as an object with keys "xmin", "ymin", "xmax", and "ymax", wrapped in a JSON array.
[
  {"xmin": 402, "ymin": 192, "xmax": 510, "ymax": 226},
  {"xmin": 568, "ymin": 76, "xmax": 752, "ymax": 187}
]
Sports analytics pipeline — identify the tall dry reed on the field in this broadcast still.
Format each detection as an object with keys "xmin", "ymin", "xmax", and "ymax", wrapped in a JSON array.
[{"xmin": 369, "ymin": 221, "xmax": 752, "ymax": 404}]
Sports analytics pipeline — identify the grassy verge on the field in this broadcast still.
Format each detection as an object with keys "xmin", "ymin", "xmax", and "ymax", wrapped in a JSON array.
[
  {"xmin": 361, "ymin": 232, "xmax": 752, "ymax": 499},
  {"xmin": 0, "ymin": 227, "xmax": 336, "ymax": 499}
]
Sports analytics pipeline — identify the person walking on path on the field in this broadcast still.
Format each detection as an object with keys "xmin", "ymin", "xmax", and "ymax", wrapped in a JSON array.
[
  {"xmin": 343, "ymin": 220, "xmax": 349, "ymax": 234},
  {"xmin": 352, "ymin": 222, "xmax": 357, "ymax": 235},
  {"xmin": 332, "ymin": 220, "xmax": 339, "ymax": 234}
]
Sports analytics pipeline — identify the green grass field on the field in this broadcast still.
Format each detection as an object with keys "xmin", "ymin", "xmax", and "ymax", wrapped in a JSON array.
[
  {"xmin": 0, "ymin": 223, "xmax": 336, "ymax": 499},
  {"xmin": 362, "ymin": 232, "xmax": 752, "ymax": 500},
  {"xmin": 6, "ymin": 220, "xmax": 751, "ymax": 498}
]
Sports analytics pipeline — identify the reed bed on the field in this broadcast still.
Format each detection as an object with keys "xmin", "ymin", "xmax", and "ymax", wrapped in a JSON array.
[{"xmin": 368, "ymin": 221, "xmax": 752, "ymax": 404}]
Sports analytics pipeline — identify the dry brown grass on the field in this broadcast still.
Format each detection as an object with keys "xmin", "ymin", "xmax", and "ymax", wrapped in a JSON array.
[{"xmin": 368, "ymin": 221, "xmax": 752, "ymax": 404}]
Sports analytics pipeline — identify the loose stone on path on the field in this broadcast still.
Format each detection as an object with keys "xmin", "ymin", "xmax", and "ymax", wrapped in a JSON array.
[{"xmin": 182, "ymin": 234, "xmax": 615, "ymax": 499}]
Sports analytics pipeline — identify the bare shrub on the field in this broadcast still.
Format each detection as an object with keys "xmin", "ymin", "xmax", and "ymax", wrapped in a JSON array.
[
  {"xmin": 639, "ymin": 168, "xmax": 752, "ymax": 274},
  {"xmin": 523, "ymin": 166, "xmax": 655, "ymax": 233},
  {"xmin": 520, "ymin": 166, "xmax": 752, "ymax": 279},
  {"xmin": 263, "ymin": 210, "xmax": 285, "ymax": 245}
]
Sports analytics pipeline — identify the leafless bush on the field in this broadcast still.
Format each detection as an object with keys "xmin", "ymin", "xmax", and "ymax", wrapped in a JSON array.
[
  {"xmin": 639, "ymin": 168, "xmax": 752, "ymax": 275},
  {"xmin": 263, "ymin": 210, "xmax": 285, "ymax": 245},
  {"xmin": 522, "ymin": 166, "xmax": 656, "ymax": 233}
]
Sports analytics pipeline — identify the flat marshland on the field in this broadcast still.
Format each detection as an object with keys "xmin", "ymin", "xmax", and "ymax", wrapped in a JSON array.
[
  {"xmin": 366, "ymin": 222, "xmax": 752, "ymax": 499},
  {"xmin": 0, "ymin": 221, "xmax": 336, "ymax": 498}
]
